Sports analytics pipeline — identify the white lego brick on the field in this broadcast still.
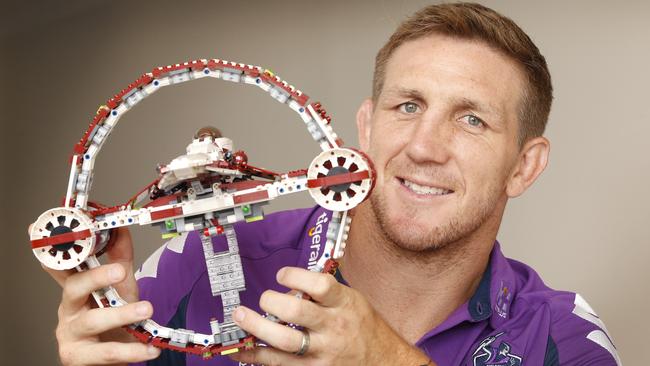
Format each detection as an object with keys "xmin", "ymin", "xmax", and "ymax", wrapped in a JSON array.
[
  {"xmin": 256, "ymin": 80, "xmax": 271, "ymax": 92},
  {"xmin": 115, "ymin": 102, "xmax": 130, "ymax": 114},
  {"xmin": 81, "ymin": 145, "xmax": 98, "ymax": 171},
  {"xmin": 75, "ymin": 193, "xmax": 88, "ymax": 209},
  {"xmin": 155, "ymin": 76, "xmax": 171, "ymax": 87},
  {"xmin": 157, "ymin": 325, "xmax": 171, "ymax": 339},
  {"xmin": 205, "ymin": 69, "xmax": 222, "ymax": 79},
  {"xmin": 65, "ymin": 156, "xmax": 79, "ymax": 208},
  {"xmin": 138, "ymin": 210, "xmax": 152, "ymax": 225},
  {"xmin": 269, "ymin": 87, "xmax": 290, "ymax": 103},
  {"xmin": 182, "ymin": 195, "xmax": 235, "ymax": 216},
  {"xmin": 142, "ymin": 81, "xmax": 159, "ymax": 94},
  {"xmin": 143, "ymin": 319, "xmax": 159, "ymax": 334},
  {"xmin": 92, "ymin": 125, "xmax": 109, "ymax": 145},
  {"xmin": 75, "ymin": 172, "xmax": 89, "ymax": 192},
  {"xmin": 319, "ymin": 140, "xmax": 331, "ymax": 151},
  {"xmin": 190, "ymin": 332, "xmax": 213, "ymax": 346},
  {"xmin": 221, "ymin": 71, "xmax": 241, "ymax": 83},
  {"xmin": 210, "ymin": 319, "xmax": 221, "ymax": 335},
  {"xmin": 288, "ymin": 100, "xmax": 311, "ymax": 123},
  {"xmin": 191, "ymin": 68, "xmax": 211, "ymax": 80},
  {"xmin": 125, "ymin": 89, "xmax": 146, "ymax": 108},
  {"xmin": 103, "ymin": 110, "xmax": 121, "ymax": 127},
  {"xmin": 243, "ymin": 75, "xmax": 258, "ymax": 85},
  {"xmin": 105, "ymin": 288, "xmax": 126, "ymax": 307},
  {"xmin": 170, "ymin": 71, "xmax": 191, "ymax": 84}
]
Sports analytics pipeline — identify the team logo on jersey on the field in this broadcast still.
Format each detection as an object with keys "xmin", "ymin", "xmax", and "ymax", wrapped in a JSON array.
[
  {"xmin": 494, "ymin": 280, "xmax": 513, "ymax": 318},
  {"xmin": 471, "ymin": 332, "xmax": 522, "ymax": 366}
]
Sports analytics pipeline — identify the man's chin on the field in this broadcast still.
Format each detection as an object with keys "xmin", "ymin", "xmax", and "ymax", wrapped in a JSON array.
[
  {"xmin": 371, "ymin": 195, "xmax": 460, "ymax": 253},
  {"xmin": 383, "ymin": 220, "xmax": 459, "ymax": 253}
]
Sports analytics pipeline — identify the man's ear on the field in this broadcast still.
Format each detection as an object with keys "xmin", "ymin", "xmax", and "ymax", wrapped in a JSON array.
[
  {"xmin": 356, "ymin": 98, "xmax": 374, "ymax": 152},
  {"xmin": 506, "ymin": 136, "xmax": 550, "ymax": 198}
]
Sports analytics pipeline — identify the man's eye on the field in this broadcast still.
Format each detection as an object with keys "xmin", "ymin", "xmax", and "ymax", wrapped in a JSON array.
[
  {"xmin": 399, "ymin": 102, "xmax": 419, "ymax": 114},
  {"xmin": 460, "ymin": 115, "xmax": 485, "ymax": 128}
]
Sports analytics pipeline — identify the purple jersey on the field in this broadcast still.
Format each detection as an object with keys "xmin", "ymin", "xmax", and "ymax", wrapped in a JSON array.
[{"xmin": 132, "ymin": 207, "xmax": 621, "ymax": 366}]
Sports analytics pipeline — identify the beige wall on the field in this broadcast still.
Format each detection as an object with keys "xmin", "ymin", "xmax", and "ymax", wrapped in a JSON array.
[{"xmin": 3, "ymin": 0, "xmax": 648, "ymax": 364}]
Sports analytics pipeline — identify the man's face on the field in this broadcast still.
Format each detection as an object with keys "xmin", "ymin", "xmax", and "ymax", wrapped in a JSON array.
[{"xmin": 358, "ymin": 34, "xmax": 525, "ymax": 251}]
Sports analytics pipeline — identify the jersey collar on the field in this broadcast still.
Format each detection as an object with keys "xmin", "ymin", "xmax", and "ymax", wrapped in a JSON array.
[{"xmin": 415, "ymin": 241, "xmax": 518, "ymax": 344}]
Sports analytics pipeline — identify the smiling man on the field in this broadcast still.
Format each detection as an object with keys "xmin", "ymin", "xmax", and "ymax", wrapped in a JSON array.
[
  {"xmin": 46, "ymin": 3, "xmax": 621, "ymax": 366},
  {"xmin": 227, "ymin": 3, "xmax": 621, "ymax": 365}
]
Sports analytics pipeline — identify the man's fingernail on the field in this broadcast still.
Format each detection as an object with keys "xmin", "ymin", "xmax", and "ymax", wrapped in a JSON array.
[
  {"xmin": 276, "ymin": 267, "xmax": 286, "ymax": 281},
  {"xmin": 136, "ymin": 302, "xmax": 150, "ymax": 316},
  {"xmin": 108, "ymin": 265, "xmax": 124, "ymax": 282},
  {"xmin": 234, "ymin": 308, "xmax": 245, "ymax": 322},
  {"xmin": 147, "ymin": 345, "xmax": 160, "ymax": 356}
]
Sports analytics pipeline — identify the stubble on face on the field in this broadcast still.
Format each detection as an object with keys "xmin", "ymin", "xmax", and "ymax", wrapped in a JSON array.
[{"xmin": 368, "ymin": 158, "xmax": 504, "ymax": 255}]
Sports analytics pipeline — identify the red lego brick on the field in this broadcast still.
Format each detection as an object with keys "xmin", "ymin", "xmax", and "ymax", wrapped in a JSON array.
[
  {"xmin": 219, "ymin": 180, "xmax": 267, "ymax": 192},
  {"xmin": 306, "ymin": 170, "xmax": 370, "ymax": 189},
  {"xmin": 233, "ymin": 190, "xmax": 269, "ymax": 204},
  {"xmin": 143, "ymin": 191, "xmax": 184, "ymax": 208},
  {"xmin": 287, "ymin": 169, "xmax": 308, "ymax": 178},
  {"xmin": 31, "ymin": 229, "xmax": 92, "ymax": 249},
  {"xmin": 90, "ymin": 205, "xmax": 122, "ymax": 217},
  {"xmin": 150, "ymin": 207, "xmax": 184, "ymax": 221}
]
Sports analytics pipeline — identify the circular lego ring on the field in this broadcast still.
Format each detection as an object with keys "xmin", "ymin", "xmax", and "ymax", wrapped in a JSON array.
[
  {"xmin": 29, "ymin": 207, "xmax": 96, "ymax": 270},
  {"xmin": 307, "ymin": 148, "xmax": 374, "ymax": 211},
  {"xmin": 29, "ymin": 58, "xmax": 375, "ymax": 359}
]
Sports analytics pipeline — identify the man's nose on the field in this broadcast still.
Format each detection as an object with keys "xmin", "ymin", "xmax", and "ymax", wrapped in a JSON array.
[{"xmin": 404, "ymin": 113, "xmax": 452, "ymax": 164}]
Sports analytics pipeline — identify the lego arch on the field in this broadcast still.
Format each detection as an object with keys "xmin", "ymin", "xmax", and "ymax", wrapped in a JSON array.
[{"xmin": 28, "ymin": 59, "xmax": 375, "ymax": 358}]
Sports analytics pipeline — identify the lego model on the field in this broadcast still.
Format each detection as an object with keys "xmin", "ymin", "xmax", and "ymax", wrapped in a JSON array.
[{"xmin": 28, "ymin": 59, "xmax": 375, "ymax": 359}]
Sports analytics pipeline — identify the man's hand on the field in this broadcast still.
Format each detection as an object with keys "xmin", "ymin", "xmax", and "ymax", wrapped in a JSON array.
[
  {"xmin": 229, "ymin": 266, "xmax": 435, "ymax": 366},
  {"xmin": 41, "ymin": 227, "xmax": 161, "ymax": 365}
]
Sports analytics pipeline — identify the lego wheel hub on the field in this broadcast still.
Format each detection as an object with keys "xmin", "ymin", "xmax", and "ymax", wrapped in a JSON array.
[
  {"xmin": 307, "ymin": 148, "xmax": 374, "ymax": 211},
  {"xmin": 30, "ymin": 207, "xmax": 96, "ymax": 270}
]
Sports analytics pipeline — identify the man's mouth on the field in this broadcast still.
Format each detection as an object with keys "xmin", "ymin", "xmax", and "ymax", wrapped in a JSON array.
[{"xmin": 398, "ymin": 178, "xmax": 454, "ymax": 196}]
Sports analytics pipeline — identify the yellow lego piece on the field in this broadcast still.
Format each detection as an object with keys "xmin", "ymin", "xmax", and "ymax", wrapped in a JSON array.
[
  {"xmin": 245, "ymin": 215, "xmax": 264, "ymax": 223},
  {"xmin": 96, "ymin": 105, "xmax": 110, "ymax": 114},
  {"xmin": 220, "ymin": 348, "xmax": 240, "ymax": 355},
  {"xmin": 161, "ymin": 233, "xmax": 180, "ymax": 239}
]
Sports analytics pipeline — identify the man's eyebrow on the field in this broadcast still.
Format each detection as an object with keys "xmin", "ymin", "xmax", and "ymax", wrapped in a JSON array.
[
  {"xmin": 455, "ymin": 97, "xmax": 503, "ymax": 120},
  {"xmin": 382, "ymin": 87, "xmax": 425, "ymax": 101}
]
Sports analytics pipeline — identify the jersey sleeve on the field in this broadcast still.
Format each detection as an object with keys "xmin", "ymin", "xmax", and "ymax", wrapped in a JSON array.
[{"xmin": 546, "ymin": 292, "xmax": 622, "ymax": 366}]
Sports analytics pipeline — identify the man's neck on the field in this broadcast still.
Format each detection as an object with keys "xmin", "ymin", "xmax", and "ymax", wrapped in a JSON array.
[{"xmin": 338, "ymin": 203, "xmax": 497, "ymax": 344}]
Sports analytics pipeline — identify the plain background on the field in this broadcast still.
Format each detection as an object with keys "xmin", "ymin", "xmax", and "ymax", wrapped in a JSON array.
[{"xmin": 2, "ymin": 0, "xmax": 648, "ymax": 364}]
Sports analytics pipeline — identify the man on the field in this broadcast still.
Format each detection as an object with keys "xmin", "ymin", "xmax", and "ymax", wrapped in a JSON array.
[{"xmin": 46, "ymin": 3, "xmax": 621, "ymax": 365}]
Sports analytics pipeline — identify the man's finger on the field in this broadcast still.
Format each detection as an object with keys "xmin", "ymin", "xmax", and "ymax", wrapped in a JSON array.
[
  {"xmin": 105, "ymin": 227, "xmax": 134, "ymax": 264},
  {"xmin": 259, "ymin": 290, "xmax": 325, "ymax": 329},
  {"xmin": 42, "ymin": 264, "xmax": 74, "ymax": 287},
  {"xmin": 230, "ymin": 346, "xmax": 306, "ymax": 366},
  {"xmin": 104, "ymin": 227, "xmax": 139, "ymax": 303},
  {"xmin": 61, "ymin": 341, "xmax": 161, "ymax": 365},
  {"xmin": 61, "ymin": 263, "xmax": 125, "ymax": 316},
  {"xmin": 232, "ymin": 305, "xmax": 315, "ymax": 354},
  {"xmin": 276, "ymin": 267, "xmax": 346, "ymax": 307},
  {"xmin": 69, "ymin": 301, "xmax": 153, "ymax": 338}
]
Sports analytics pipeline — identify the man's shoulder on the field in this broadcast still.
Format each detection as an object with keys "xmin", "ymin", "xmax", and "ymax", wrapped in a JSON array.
[{"xmin": 503, "ymin": 258, "xmax": 621, "ymax": 365}]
